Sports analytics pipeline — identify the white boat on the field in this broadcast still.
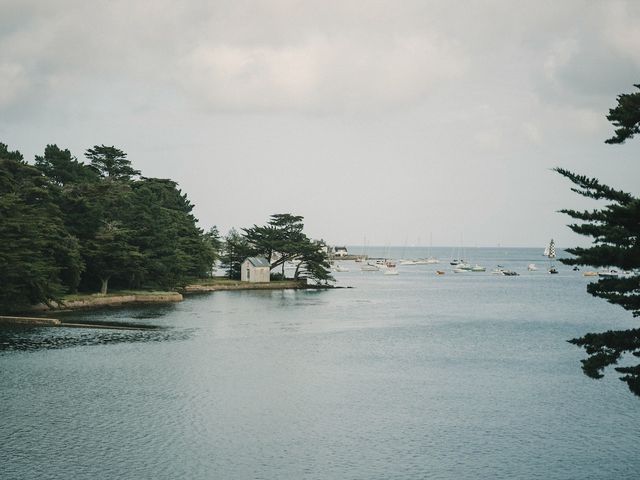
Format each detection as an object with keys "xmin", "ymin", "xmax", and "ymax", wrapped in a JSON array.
[
  {"xmin": 361, "ymin": 263, "xmax": 379, "ymax": 272},
  {"xmin": 422, "ymin": 234, "xmax": 439, "ymax": 264},
  {"xmin": 399, "ymin": 259, "xmax": 418, "ymax": 265},
  {"xmin": 415, "ymin": 257, "xmax": 439, "ymax": 265},
  {"xmin": 527, "ymin": 263, "xmax": 538, "ymax": 271},
  {"xmin": 598, "ymin": 269, "xmax": 620, "ymax": 277},
  {"xmin": 374, "ymin": 259, "xmax": 387, "ymax": 268},
  {"xmin": 491, "ymin": 266, "xmax": 519, "ymax": 276},
  {"xmin": 333, "ymin": 263, "xmax": 350, "ymax": 272}
]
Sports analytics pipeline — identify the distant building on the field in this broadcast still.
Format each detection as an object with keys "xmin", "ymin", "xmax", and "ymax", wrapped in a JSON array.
[
  {"xmin": 333, "ymin": 246, "xmax": 348, "ymax": 257},
  {"xmin": 241, "ymin": 256, "xmax": 271, "ymax": 283}
]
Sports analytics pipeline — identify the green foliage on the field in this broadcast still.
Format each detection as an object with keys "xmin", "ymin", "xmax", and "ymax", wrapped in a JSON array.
[
  {"xmin": 84, "ymin": 221, "xmax": 143, "ymax": 294},
  {"xmin": 0, "ymin": 141, "xmax": 220, "ymax": 309},
  {"xmin": 243, "ymin": 213, "xmax": 334, "ymax": 284},
  {"xmin": 553, "ymin": 170, "xmax": 640, "ymax": 318},
  {"xmin": 295, "ymin": 239, "xmax": 334, "ymax": 284},
  {"xmin": 220, "ymin": 228, "xmax": 250, "ymax": 279},
  {"xmin": 0, "ymin": 142, "xmax": 24, "ymax": 161},
  {"xmin": 123, "ymin": 177, "xmax": 217, "ymax": 289},
  {"xmin": 557, "ymin": 83, "xmax": 640, "ymax": 396},
  {"xmin": 0, "ymin": 152, "xmax": 82, "ymax": 310},
  {"xmin": 85, "ymin": 145, "xmax": 140, "ymax": 180},
  {"xmin": 35, "ymin": 144, "xmax": 98, "ymax": 186},
  {"xmin": 605, "ymin": 83, "xmax": 640, "ymax": 144}
]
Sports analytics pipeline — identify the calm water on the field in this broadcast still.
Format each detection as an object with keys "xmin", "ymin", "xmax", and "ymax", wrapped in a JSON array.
[{"xmin": 2, "ymin": 247, "xmax": 639, "ymax": 479}]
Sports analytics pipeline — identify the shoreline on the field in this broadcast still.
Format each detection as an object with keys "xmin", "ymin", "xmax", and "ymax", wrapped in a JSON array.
[
  {"xmin": 1, "ymin": 279, "xmax": 332, "ymax": 323},
  {"xmin": 183, "ymin": 279, "xmax": 315, "ymax": 293}
]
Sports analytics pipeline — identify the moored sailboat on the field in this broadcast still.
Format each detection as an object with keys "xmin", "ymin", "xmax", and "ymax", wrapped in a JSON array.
[{"xmin": 546, "ymin": 239, "xmax": 558, "ymax": 274}]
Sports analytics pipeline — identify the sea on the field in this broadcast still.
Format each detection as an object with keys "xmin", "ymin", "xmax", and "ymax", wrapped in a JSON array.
[{"xmin": 1, "ymin": 247, "xmax": 639, "ymax": 479}]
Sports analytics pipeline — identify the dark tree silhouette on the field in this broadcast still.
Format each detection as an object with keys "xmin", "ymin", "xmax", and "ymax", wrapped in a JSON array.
[{"xmin": 557, "ymin": 83, "xmax": 640, "ymax": 396}]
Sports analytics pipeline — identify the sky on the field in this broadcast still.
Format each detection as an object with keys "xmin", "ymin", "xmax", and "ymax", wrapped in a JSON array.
[{"xmin": 1, "ymin": 0, "xmax": 639, "ymax": 248}]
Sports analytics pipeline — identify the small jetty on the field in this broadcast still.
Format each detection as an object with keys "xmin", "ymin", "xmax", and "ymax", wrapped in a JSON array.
[
  {"xmin": 0, "ymin": 315, "xmax": 153, "ymax": 331},
  {"xmin": 0, "ymin": 315, "xmax": 61, "ymax": 327}
]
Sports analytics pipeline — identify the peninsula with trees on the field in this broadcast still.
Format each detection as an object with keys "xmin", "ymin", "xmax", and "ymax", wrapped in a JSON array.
[{"xmin": 0, "ymin": 143, "xmax": 333, "ymax": 314}]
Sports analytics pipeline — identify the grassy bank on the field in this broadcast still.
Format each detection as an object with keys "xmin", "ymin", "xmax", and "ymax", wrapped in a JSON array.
[
  {"xmin": 184, "ymin": 278, "xmax": 311, "ymax": 293},
  {"xmin": 27, "ymin": 290, "xmax": 185, "ymax": 312}
]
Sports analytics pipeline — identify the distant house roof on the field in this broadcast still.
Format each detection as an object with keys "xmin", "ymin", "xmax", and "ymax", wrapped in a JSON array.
[
  {"xmin": 334, "ymin": 246, "xmax": 348, "ymax": 251},
  {"xmin": 245, "ymin": 256, "xmax": 270, "ymax": 268}
]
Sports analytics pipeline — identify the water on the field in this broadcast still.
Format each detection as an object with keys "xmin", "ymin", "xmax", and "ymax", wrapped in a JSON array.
[{"xmin": 2, "ymin": 247, "xmax": 639, "ymax": 479}]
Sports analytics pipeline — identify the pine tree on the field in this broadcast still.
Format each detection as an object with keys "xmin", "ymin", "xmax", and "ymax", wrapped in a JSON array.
[
  {"xmin": 0, "ymin": 144, "xmax": 82, "ymax": 310},
  {"xmin": 557, "ymin": 83, "xmax": 640, "ymax": 396}
]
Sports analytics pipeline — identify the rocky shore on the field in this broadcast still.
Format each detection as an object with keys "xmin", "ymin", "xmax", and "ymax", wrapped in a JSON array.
[{"xmin": 0, "ymin": 280, "xmax": 328, "ymax": 321}]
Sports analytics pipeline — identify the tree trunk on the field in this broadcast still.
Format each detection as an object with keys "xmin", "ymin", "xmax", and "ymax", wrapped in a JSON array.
[{"xmin": 100, "ymin": 277, "xmax": 109, "ymax": 295}]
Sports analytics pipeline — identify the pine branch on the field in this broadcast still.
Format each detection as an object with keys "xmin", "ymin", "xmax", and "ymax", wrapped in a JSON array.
[{"xmin": 554, "ymin": 168, "xmax": 634, "ymax": 204}]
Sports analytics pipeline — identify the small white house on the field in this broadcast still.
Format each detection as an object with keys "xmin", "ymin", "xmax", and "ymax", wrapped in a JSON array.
[
  {"xmin": 333, "ymin": 246, "xmax": 348, "ymax": 257},
  {"xmin": 241, "ymin": 256, "xmax": 271, "ymax": 283}
]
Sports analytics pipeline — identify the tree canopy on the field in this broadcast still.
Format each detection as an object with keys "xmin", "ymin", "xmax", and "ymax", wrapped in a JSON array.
[
  {"xmin": 557, "ymin": 83, "xmax": 640, "ymax": 396},
  {"xmin": 85, "ymin": 145, "xmax": 140, "ymax": 180},
  {"xmin": 222, "ymin": 213, "xmax": 333, "ymax": 284},
  {"xmin": 0, "ymin": 151, "xmax": 82, "ymax": 309},
  {"xmin": 605, "ymin": 83, "xmax": 640, "ymax": 144},
  {"xmin": 0, "ymin": 142, "xmax": 219, "ymax": 312}
]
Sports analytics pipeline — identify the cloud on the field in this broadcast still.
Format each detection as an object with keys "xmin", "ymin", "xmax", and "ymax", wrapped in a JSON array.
[
  {"xmin": 2, "ymin": 0, "xmax": 637, "ymax": 117},
  {"xmin": 0, "ymin": 62, "xmax": 29, "ymax": 108},
  {"xmin": 178, "ymin": 33, "xmax": 467, "ymax": 113},
  {"xmin": 603, "ymin": 1, "xmax": 640, "ymax": 64}
]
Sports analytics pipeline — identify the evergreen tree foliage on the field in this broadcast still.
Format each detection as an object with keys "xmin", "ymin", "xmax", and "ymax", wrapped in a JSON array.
[
  {"xmin": 605, "ymin": 83, "xmax": 640, "ymax": 144},
  {"xmin": 0, "ymin": 145, "xmax": 82, "ymax": 310},
  {"xmin": 84, "ymin": 220, "xmax": 143, "ymax": 295},
  {"xmin": 220, "ymin": 228, "xmax": 250, "ymax": 280},
  {"xmin": 35, "ymin": 144, "xmax": 97, "ymax": 186},
  {"xmin": 85, "ymin": 145, "xmax": 140, "ymax": 180},
  {"xmin": 293, "ymin": 239, "xmax": 334, "ymax": 284},
  {"xmin": 243, "ymin": 213, "xmax": 333, "ymax": 283},
  {"xmin": 123, "ymin": 177, "xmax": 216, "ymax": 289},
  {"xmin": 557, "ymin": 83, "xmax": 640, "ymax": 396},
  {"xmin": 204, "ymin": 226, "xmax": 223, "ymax": 261},
  {"xmin": 0, "ymin": 141, "xmax": 220, "ymax": 310}
]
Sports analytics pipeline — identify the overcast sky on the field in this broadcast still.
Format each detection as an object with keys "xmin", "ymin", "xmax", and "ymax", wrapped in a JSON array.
[{"xmin": 1, "ymin": 0, "xmax": 639, "ymax": 247}]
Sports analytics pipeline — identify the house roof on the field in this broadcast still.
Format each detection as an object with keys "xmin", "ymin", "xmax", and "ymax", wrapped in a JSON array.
[
  {"xmin": 245, "ymin": 256, "xmax": 270, "ymax": 268},
  {"xmin": 334, "ymin": 246, "xmax": 348, "ymax": 251}
]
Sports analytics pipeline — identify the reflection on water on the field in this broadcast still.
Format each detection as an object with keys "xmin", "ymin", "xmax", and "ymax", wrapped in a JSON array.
[
  {"xmin": 0, "ymin": 303, "xmax": 189, "ymax": 352},
  {"xmin": 2, "ymin": 248, "xmax": 640, "ymax": 480},
  {"xmin": 0, "ymin": 324, "xmax": 192, "ymax": 352},
  {"xmin": 131, "ymin": 311, "xmax": 168, "ymax": 319}
]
